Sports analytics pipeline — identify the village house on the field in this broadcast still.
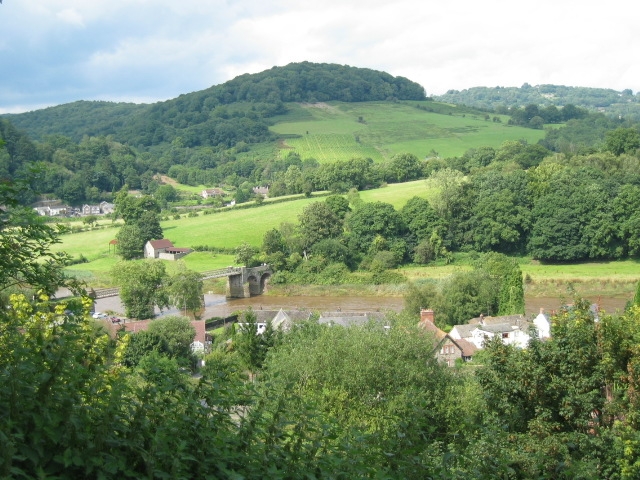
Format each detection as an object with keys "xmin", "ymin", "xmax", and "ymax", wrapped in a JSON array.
[
  {"xmin": 79, "ymin": 202, "xmax": 114, "ymax": 216},
  {"xmin": 201, "ymin": 188, "xmax": 224, "ymax": 199},
  {"xmin": 33, "ymin": 200, "xmax": 70, "ymax": 217},
  {"xmin": 82, "ymin": 204, "xmax": 102, "ymax": 216},
  {"xmin": 34, "ymin": 204, "xmax": 69, "ymax": 216},
  {"xmin": 144, "ymin": 239, "xmax": 192, "ymax": 260},
  {"xmin": 419, "ymin": 309, "xmax": 476, "ymax": 366},
  {"xmin": 239, "ymin": 309, "xmax": 388, "ymax": 334},
  {"xmin": 449, "ymin": 310, "xmax": 551, "ymax": 350},
  {"xmin": 252, "ymin": 186, "xmax": 269, "ymax": 197},
  {"xmin": 249, "ymin": 309, "xmax": 315, "ymax": 333},
  {"xmin": 99, "ymin": 201, "xmax": 115, "ymax": 214}
]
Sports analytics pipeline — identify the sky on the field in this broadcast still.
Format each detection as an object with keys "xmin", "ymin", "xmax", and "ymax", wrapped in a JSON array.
[{"xmin": 1, "ymin": 0, "xmax": 639, "ymax": 114}]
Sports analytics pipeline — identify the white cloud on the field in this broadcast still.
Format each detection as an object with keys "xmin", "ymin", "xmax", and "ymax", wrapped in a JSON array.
[
  {"xmin": 1, "ymin": 0, "xmax": 640, "ymax": 112},
  {"xmin": 56, "ymin": 8, "xmax": 85, "ymax": 27}
]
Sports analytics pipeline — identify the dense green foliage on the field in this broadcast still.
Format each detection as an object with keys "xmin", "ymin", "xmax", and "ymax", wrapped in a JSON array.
[
  {"xmin": 111, "ymin": 260, "xmax": 170, "ymax": 319},
  {"xmin": 437, "ymin": 83, "xmax": 640, "ymax": 120},
  {"xmin": 113, "ymin": 190, "xmax": 163, "ymax": 259},
  {"xmin": 403, "ymin": 253, "xmax": 523, "ymax": 327},
  {"xmin": 5, "ymin": 170, "xmax": 640, "ymax": 478}
]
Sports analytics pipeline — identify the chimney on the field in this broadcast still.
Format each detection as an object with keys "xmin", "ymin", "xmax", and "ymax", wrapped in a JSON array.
[
  {"xmin": 420, "ymin": 309, "xmax": 435, "ymax": 325},
  {"xmin": 539, "ymin": 307, "xmax": 545, "ymax": 315}
]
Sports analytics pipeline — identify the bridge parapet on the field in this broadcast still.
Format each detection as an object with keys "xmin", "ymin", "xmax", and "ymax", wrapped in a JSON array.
[{"xmin": 201, "ymin": 266, "xmax": 243, "ymax": 280}]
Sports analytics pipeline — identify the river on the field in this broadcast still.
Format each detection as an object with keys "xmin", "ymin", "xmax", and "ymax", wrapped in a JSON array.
[{"xmin": 92, "ymin": 292, "xmax": 631, "ymax": 320}]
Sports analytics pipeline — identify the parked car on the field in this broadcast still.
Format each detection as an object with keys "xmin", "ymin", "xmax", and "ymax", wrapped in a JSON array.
[{"xmin": 92, "ymin": 312, "xmax": 108, "ymax": 319}]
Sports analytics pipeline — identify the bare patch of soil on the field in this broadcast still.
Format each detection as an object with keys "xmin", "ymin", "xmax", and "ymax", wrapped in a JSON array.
[
  {"xmin": 299, "ymin": 102, "xmax": 340, "ymax": 113},
  {"xmin": 278, "ymin": 139, "xmax": 293, "ymax": 149},
  {"xmin": 157, "ymin": 175, "xmax": 179, "ymax": 186}
]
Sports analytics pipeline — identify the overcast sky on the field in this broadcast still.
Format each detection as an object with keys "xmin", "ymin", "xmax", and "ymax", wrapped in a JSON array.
[{"xmin": 1, "ymin": 0, "xmax": 638, "ymax": 114}]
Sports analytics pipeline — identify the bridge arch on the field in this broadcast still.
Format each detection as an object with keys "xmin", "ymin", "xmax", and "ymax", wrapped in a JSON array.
[{"xmin": 226, "ymin": 265, "xmax": 273, "ymax": 298}]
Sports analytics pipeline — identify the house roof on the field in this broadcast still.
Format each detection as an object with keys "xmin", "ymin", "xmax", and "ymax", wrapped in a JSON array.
[
  {"xmin": 148, "ymin": 239, "xmax": 174, "ymax": 249},
  {"xmin": 252, "ymin": 309, "xmax": 313, "ymax": 325},
  {"xmin": 419, "ymin": 319, "xmax": 448, "ymax": 340},
  {"xmin": 456, "ymin": 338, "xmax": 478, "ymax": 357},
  {"xmin": 450, "ymin": 323, "xmax": 476, "ymax": 339},
  {"xmin": 191, "ymin": 320, "xmax": 207, "ymax": 345},
  {"xmin": 318, "ymin": 312, "xmax": 387, "ymax": 327},
  {"xmin": 475, "ymin": 323, "xmax": 520, "ymax": 334},
  {"xmin": 418, "ymin": 319, "xmax": 475, "ymax": 358},
  {"xmin": 469, "ymin": 314, "xmax": 527, "ymax": 326}
]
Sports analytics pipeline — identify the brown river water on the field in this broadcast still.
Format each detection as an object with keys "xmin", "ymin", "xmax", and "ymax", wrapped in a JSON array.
[{"xmin": 92, "ymin": 292, "xmax": 631, "ymax": 320}]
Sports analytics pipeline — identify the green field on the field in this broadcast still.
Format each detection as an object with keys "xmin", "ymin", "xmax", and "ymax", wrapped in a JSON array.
[
  {"xmin": 270, "ymin": 101, "xmax": 546, "ymax": 161},
  {"xmin": 54, "ymin": 182, "xmax": 439, "ymax": 283},
  {"xmin": 56, "ymin": 182, "xmax": 437, "ymax": 257},
  {"xmin": 55, "ymin": 179, "xmax": 640, "ymax": 295},
  {"xmin": 358, "ymin": 180, "xmax": 437, "ymax": 208},
  {"xmin": 282, "ymin": 134, "xmax": 384, "ymax": 163}
]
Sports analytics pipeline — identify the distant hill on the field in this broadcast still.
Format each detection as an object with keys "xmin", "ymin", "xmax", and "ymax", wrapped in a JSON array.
[
  {"xmin": 436, "ymin": 84, "xmax": 640, "ymax": 120},
  {"xmin": 4, "ymin": 62, "xmax": 633, "ymax": 208},
  {"xmin": 3, "ymin": 62, "xmax": 426, "ymax": 146}
]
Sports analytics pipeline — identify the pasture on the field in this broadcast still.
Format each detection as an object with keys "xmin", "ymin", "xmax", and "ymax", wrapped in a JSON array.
[
  {"xmin": 54, "ymin": 181, "xmax": 438, "ymax": 284},
  {"xmin": 270, "ymin": 101, "xmax": 546, "ymax": 161}
]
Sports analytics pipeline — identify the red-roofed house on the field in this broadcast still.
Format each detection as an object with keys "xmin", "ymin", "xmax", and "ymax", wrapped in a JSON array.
[
  {"xmin": 144, "ymin": 239, "xmax": 192, "ymax": 260},
  {"xmin": 419, "ymin": 309, "xmax": 476, "ymax": 366}
]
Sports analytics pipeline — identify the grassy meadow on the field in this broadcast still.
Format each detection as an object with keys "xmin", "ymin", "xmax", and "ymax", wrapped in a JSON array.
[
  {"xmin": 55, "ymin": 182, "xmax": 438, "ymax": 285},
  {"xmin": 269, "ymin": 101, "xmax": 546, "ymax": 161}
]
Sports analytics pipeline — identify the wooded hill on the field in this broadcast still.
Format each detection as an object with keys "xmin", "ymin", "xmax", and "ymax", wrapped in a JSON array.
[
  {"xmin": 2, "ymin": 62, "xmax": 426, "ymax": 146},
  {"xmin": 437, "ymin": 83, "xmax": 640, "ymax": 120},
  {"xmin": 1, "ymin": 62, "xmax": 639, "ymax": 245}
]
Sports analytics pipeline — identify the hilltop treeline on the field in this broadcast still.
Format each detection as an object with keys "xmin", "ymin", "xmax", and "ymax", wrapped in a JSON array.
[
  {"xmin": 215, "ymin": 61, "xmax": 426, "ymax": 103},
  {"xmin": 3, "ymin": 62, "xmax": 425, "ymax": 148},
  {"xmin": 437, "ymin": 83, "xmax": 640, "ymax": 121}
]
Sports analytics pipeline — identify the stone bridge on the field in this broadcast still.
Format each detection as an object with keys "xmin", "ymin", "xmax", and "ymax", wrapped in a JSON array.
[
  {"xmin": 220, "ymin": 265, "xmax": 272, "ymax": 298},
  {"xmin": 92, "ymin": 265, "xmax": 272, "ymax": 300}
]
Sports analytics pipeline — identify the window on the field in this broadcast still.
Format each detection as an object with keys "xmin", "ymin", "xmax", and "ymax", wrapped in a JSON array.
[{"xmin": 502, "ymin": 332, "xmax": 509, "ymax": 339}]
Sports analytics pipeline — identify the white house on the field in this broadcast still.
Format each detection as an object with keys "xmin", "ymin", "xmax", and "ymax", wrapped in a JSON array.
[
  {"xmin": 144, "ymin": 239, "xmax": 192, "ymax": 260},
  {"xmin": 533, "ymin": 308, "xmax": 551, "ymax": 339},
  {"xmin": 144, "ymin": 239, "xmax": 174, "ymax": 258},
  {"xmin": 201, "ymin": 188, "xmax": 224, "ymax": 199},
  {"xmin": 467, "ymin": 322, "xmax": 531, "ymax": 349},
  {"xmin": 33, "ymin": 203, "xmax": 69, "ymax": 217},
  {"xmin": 450, "ymin": 314, "xmax": 536, "ymax": 349}
]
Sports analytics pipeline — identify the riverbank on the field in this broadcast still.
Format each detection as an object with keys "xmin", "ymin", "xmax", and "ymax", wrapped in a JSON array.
[{"xmin": 263, "ymin": 278, "xmax": 637, "ymax": 301}]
